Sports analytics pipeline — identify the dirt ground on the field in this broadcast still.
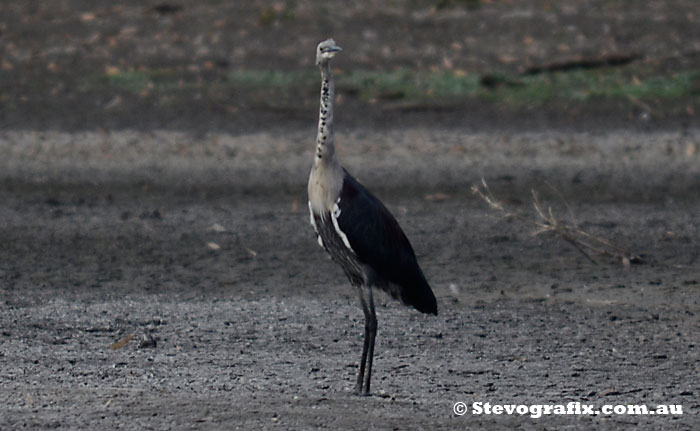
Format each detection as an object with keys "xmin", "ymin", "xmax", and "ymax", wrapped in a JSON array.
[
  {"xmin": 1, "ymin": 128, "xmax": 698, "ymax": 430},
  {"xmin": 1, "ymin": 1, "xmax": 700, "ymax": 430}
]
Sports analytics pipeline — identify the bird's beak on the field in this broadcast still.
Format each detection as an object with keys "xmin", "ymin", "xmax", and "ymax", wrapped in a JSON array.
[{"xmin": 327, "ymin": 45, "xmax": 342, "ymax": 54}]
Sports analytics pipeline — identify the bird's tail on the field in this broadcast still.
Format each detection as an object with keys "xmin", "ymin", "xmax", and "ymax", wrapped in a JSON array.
[{"xmin": 400, "ymin": 269, "xmax": 438, "ymax": 315}]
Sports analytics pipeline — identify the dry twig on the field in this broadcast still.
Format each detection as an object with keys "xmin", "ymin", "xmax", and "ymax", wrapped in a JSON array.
[
  {"xmin": 109, "ymin": 333, "xmax": 136, "ymax": 350},
  {"xmin": 472, "ymin": 178, "xmax": 643, "ymax": 265}
]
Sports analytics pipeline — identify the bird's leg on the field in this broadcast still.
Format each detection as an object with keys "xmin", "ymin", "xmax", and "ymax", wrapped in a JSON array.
[
  {"xmin": 355, "ymin": 287, "xmax": 371, "ymax": 395},
  {"xmin": 362, "ymin": 284, "xmax": 377, "ymax": 396}
]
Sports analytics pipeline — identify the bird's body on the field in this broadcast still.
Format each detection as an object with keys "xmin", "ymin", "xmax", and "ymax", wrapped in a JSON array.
[
  {"xmin": 310, "ymin": 172, "xmax": 437, "ymax": 312},
  {"xmin": 308, "ymin": 39, "xmax": 437, "ymax": 395}
]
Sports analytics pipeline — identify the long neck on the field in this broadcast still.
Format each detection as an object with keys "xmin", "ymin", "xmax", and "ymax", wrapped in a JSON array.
[{"xmin": 314, "ymin": 61, "xmax": 337, "ymax": 165}]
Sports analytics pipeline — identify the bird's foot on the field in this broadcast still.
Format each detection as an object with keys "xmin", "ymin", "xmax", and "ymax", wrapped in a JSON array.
[{"xmin": 353, "ymin": 385, "xmax": 370, "ymax": 397}]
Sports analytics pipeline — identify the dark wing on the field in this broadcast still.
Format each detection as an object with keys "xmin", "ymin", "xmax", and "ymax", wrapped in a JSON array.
[{"xmin": 335, "ymin": 171, "xmax": 437, "ymax": 315}]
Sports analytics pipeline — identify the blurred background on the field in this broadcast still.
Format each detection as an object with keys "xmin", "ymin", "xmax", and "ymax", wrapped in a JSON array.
[{"xmin": 2, "ymin": 0, "xmax": 699, "ymax": 131}]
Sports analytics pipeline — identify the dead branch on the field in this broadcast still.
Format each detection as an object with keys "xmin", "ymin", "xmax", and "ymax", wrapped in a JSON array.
[
  {"xmin": 472, "ymin": 178, "xmax": 643, "ymax": 266},
  {"xmin": 522, "ymin": 53, "xmax": 641, "ymax": 75}
]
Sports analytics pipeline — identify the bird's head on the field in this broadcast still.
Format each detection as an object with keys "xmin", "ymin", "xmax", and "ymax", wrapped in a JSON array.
[{"xmin": 316, "ymin": 39, "xmax": 342, "ymax": 66}]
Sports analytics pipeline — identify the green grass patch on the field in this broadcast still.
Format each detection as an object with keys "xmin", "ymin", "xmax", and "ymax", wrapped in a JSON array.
[
  {"xmin": 375, "ymin": 68, "xmax": 696, "ymax": 104},
  {"xmin": 87, "ymin": 68, "xmax": 190, "ymax": 94},
  {"xmin": 334, "ymin": 67, "xmax": 700, "ymax": 105},
  {"xmin": 492, "ymin": 68, "xmax": 700, "ymax": 105},
  {"xmin": 336, "ymin": 69, "xmax": 482, "ymax": 99},
  {"xmin": 228, "ymin": 69, "xmax": 314, "ymax": 88},
  {"xmin": 89, "ymin": 65, "xmax": 700, "ymax": 106},
  {"xmin": 104, "ymin": 70, "xmax": 150, "ymax": 92}
]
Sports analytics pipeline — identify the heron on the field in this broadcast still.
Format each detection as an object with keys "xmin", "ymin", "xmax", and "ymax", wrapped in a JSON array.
[{"xmin": 307, "ymin": 39, "xmax": 438, "ymax": 396}]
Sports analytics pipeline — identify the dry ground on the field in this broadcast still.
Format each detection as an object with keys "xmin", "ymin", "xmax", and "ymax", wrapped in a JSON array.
[
  {"xmin": 1, "ymin": 1, "xmax": 699, "ymax": 429},
  {"xmin": 1, "ymin": 128, "xmax": 698, "ymax": 429}
]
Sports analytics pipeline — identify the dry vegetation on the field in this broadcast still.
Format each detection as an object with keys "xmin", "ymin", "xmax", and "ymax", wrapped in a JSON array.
[{"xmin": 472, "ymin": 178, "xmax": 644, "ymax": 266}]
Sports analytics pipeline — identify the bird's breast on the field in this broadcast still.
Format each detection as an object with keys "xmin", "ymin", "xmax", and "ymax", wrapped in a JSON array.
[{"xmin": 308, "ymin": 161, "xmax": 343, "ymax": 215}]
